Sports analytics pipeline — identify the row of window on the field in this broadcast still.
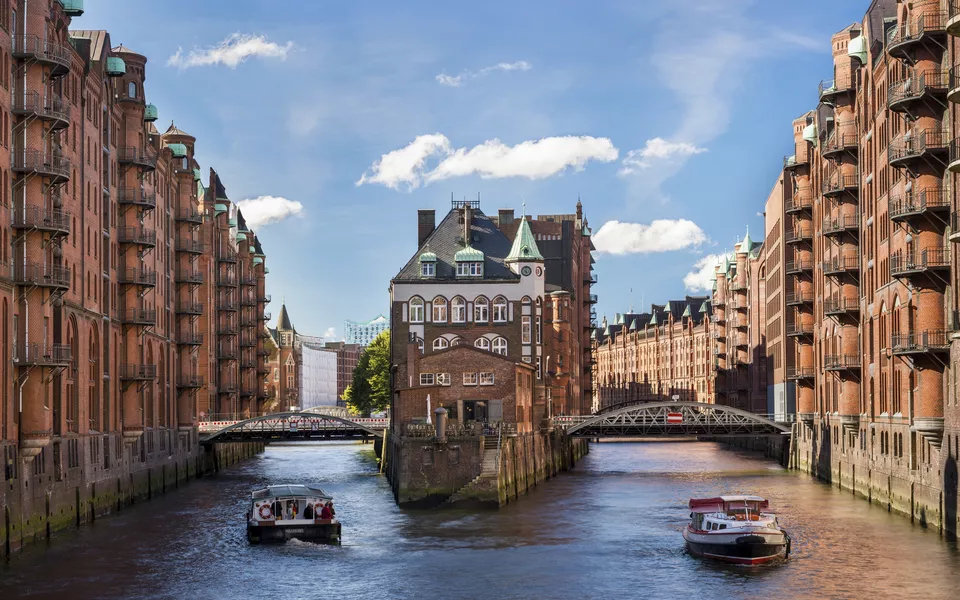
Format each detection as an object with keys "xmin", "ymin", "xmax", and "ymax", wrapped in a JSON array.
[
  {"xmin": 420, "ymin": 372, "xmax": 495, "ymax": 386},
  {"xmin": 425, "ymin": 336, "xmax": 509, "ymax": 355},
  {"xmin": 409, "ymin": 296, "xmax": 510, "ymax": 324},
  {"xmin": 421, "ymin": 261, "xmax": 484, "ymax": 278}
]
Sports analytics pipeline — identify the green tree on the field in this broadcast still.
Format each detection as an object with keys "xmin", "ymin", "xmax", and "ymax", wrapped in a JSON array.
[{"xmin": 344, "ymin": 331, "xmax": 391, "ymax": 416}]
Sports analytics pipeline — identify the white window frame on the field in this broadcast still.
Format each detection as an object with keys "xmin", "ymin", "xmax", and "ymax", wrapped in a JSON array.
[
  {"xmin": 474, "ymin": 337, "xmax": 490, "ymax": 351},
  {"xmin": 420, "ymin": 373, "xmax": 435, "ymax": 385},
  {"xmin": 432, "ymin": 297, "xmax": 447, "ymax": 323},
  {"xmin": 437, "ymin": 373, "xmax": 451, "ymax": 386},
  {"xmin": 522, "ymin": 316, "xmax": 531, "ymax": 344},
  {"xmin": 536, "ymin": 316, "xmax": 541, "ymax": 344},
  {"xmin": 493, "ymin": 297, "xmax": 508, "ymax": 323},
  {"xmin": 421, "ymin": 262, "xmax": 435, "ymax": 277},
  {"xmin": 417, "ymin": 338, "xmax": 424, "ymax": 354},
  {"xmin": 409, "ymin": 297, "xmax": 424, "ymax": 323},
  {"xmin": 469, "ymin": 262, "xmax": 483, "ymax": 276},
  {"xmin": 474, "ymin": 297, "xmax": 489, "ymax": 323},
  {"xmin": 492, "ymin": 337, "xmax": 507, "ymax": 356},
  {"xmin": 456, "ymin": 262, "xmax": 469, "ymax": 276},
  {"xmin": 536, "ymin": 357, "xmax": 541, "ymax": 380},
  {"xmin": 433, "ymin": 337, "xmax": 449, "ymax": 351},
  {"xmin": 463, "ymin": 372, "xmax": 478, "ymax": 386},
  {"xmin": 451, "ymin": 297, "xmax": 466, "ymax": 323},
  {"xmin": 479, "ymin": 372, "xmax": 495, "ymax": 386}
]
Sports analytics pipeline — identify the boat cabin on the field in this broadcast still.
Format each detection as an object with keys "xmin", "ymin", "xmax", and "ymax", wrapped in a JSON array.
[
  {"xmin": 250, "ymin": 484, "xmax": 335, "ymax": 523},
  {"xmin": 688, "ymin": 496, "xmax": 773, "ymax": 531}
]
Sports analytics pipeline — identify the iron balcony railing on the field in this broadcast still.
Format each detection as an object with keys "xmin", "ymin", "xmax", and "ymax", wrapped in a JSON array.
[
  {"xmin": 219, "ymin": 381, "xmax": 238, "ymax": 393},
  {"xmin": 118, "ymin": 187, "xmax": 157, "ymax": 209},
  {"xmin": 14, "ymin": 342, "xmax": 72, "ymax": 366},
  {"xmin": 178, "ymin": 332, "xmax": 204, "ymax": 346},
  {"xmin": 240, "ymin": 276, "xmax": 257, "ymax": 286},
  {"xmin": 11, "ymin": 206, "xmax": 70, "ymax": 235},
  {"xmin": 175, "ymin": 239, "xmax": 204, "ymax": 254},
  {"xmin": 822, "ymin": 214, "xmax": 860, "ymax": 236},
  {"xmin": 734, "ymin": 335, "xmax": 749, "ymax": 348},
  {"xmin": 240, "ymin": 296, "xmax": 257, "ymax": 307},
  {"xmin": 785, "ymin": 259, "xmax": 814, "ymax": 274},
  {"xmin": 121, "ymin": 308, "xmax": 157, "ymax": 326},
  {"xmin": 217, "ymin": 249, "xmax": 238, "ymax": 263},
  {"xmin": 822, "ymin": 129, "xmax": 859, "ymax": 157},
  {"xmin": 218, "ymin": 299, "xmax": 239, "ymax": 312},
  {"xmin": 822, "ymin": 256, "xmax": 860, "ymax": 275},
  {"xmin": 783, "ymin": 150, "xmax": 809, "ymax": 170},
  {"xmin": 117, "ymin": 146, "xmax": 158, "ymax": 170},
  {"xmin": 786, "ymin": 366, "xmax": 815, "ymax": 380},
  {"xmin": 11, "ymin": 148, "xmax": 71, "ymax": 180},
  {"xmin": 240, "ymin": 335, "xmax": 257, "ymax": 347},
  {"xmin": 785, "ymin": 227, "xmax": 814, "ymax": 244},
  {"xmin": 118, "ymin": 226, "xmax": 157, "ymax": 247},
  {"xmin": 119, "ymin": 364, "xmax": 157, "ymax": 380},
  {"xmin": 821, "ymin": 172, "xmax": 860, "ymax": 196},
  {"xmin": 888, "ymin": 129, "xmax": 949, "ymax": 166},
  {"xmin": 888, "ymin": 71, "xmax": 949, "ymax": 110},
  {"xmin": 240, "ymin": 317, "xmax": 257, "ymax": 327},
  {"xmin": 176, "ymin": 208, "xmax": 204, "ymax": 224},
  {"xmin": 12, "ymin": 35, "xmax": 72, "ymax": 73},
  {"xmin": 888, "ymin": 186, "xmax": 949, "ymax": 220},
  {"xmin": 950, "ymin": 63, "xmax": 960, "ymax": 98},
  {"xmin": 786, "ymin": 321, "xmax": 814, "ymax": 337},
  {"xmin": 824, "ymin": 355, "xmax": 861, "ymax": 371},
  {"xmin": 219, "ymin": 275, "xmax": 238, "ymax": 287},
  {"xmin": 120, "ymin": 267, "xmax": 157, "ymax": 286},
  {"xmin": 259, "ymin": 294, "xmax": 272, "ymax": 303},
  {"xmin": 888, "ymin": 11, "xmax": 947, "ymax": 55},
  {"xmin": 219, "ymin": 324, "xmax": 239, "ymax": 336},
  {"xmin": 261, "ymin": 312, "xmax": 272, "ymax": 321},
  {"xmin": 823, "ymin": 297, "xmax": 859, "ymax": 316},
  {"xmin": 818, "ymin": 75, "xmax": 854, "ymax": 101},
  {"xmin": 785, "ymin": 291, "xmax": 814, "ymax": 306},
  {"xmin": 176, "ymin": 302, "xmax": 203, "ymax": 315},
  {"xmin": 891, "ymin": 330, "xmax": 950, "ymax": 354},
  {"xmin": 11, "ymin": 91, "xmax": 71, "ymax": 127},
  {"xmin": 176, "ymin": 270, "xmax": 203, "ymax": 284},
  {"xmin": 730, "ymin": 282, "xmax": 747, "ymax": 292},
  {"xmin": 785, "ymin": 186, "xmax": 813, "ymax": 213},
  {"xmin": 177, "ymin": 375, "xmax": 205, "ymax": 388},
  {"xmin": 890, "ymin": 248, "xmax": 950, "ymax": 276},
  {"xmin": 13, "ymin": 263, "xmax": 70, "ymax": 288},
  {"xmin": 218, "ymin": 348, "xmax": 239, "ymax": 360},
  {"xmin": 257, "ymin": 348, "xmax": 271, "ymax": 357},
  {"xmin": 586, "ymin": 293, "xmax": 598, "ymax": 304}
]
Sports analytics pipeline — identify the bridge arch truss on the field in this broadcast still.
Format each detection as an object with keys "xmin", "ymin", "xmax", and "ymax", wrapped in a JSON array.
[
  {"xmin": 561, "ymin": 402, "xmax": 790, "ymax": 438},
  {"xmin": 201, "ymin": 412, "xmax": 386, "ymax": 444}
]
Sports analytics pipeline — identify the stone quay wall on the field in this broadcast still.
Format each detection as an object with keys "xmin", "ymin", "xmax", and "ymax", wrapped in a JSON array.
[{"xmin": 0, "ymin": 435, "xmax": 263, "ymax": 557}]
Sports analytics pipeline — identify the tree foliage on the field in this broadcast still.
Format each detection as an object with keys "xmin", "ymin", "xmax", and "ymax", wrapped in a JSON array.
[{"xmin": 344, "ymin": 331, "xmax": 391, "ymax": 416}]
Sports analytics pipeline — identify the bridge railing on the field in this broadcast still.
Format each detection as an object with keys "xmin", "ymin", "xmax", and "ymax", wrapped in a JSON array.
[{"xmin": 198, "ymin": 414, "xmax": 390, "ymax": 434}]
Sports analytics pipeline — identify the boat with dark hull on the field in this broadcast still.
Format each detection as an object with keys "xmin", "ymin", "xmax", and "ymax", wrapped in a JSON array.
[
  {"xmin": 246, "ymin": 484, "xmax": 341, "ymax": 544},
  {"xmin": 682, "ymin": 496, "xmax": 790, "ymax": 565}
]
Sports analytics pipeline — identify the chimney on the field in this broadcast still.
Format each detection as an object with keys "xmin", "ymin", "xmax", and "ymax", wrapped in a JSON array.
[
  {"xmin": 463, "ymin": 204, "xmax": 471, "ymax": 244},
  {"xmin": 417, "ymin": 209, "xmax": 435, "ymax": 247},
  {"xmin": 498, "ymin": 208, "xmax": 514, "ymax": 228}
]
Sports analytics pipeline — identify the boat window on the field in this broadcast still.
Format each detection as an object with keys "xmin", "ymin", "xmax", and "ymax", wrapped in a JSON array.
[{"xmin": 718, "ymin": 524, "xmax": 727, "ymax": 530}]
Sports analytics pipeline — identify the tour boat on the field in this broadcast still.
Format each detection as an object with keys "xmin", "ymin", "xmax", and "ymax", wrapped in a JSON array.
[
  {"xmin": 682, "ymin": 495, "xmax": 790, "ymax": 565},
  {"xmin": 246, "ymin": 484, "xmax": 341, "ymax": 544}
]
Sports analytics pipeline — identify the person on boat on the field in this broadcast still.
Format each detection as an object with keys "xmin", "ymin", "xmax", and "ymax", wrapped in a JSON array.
[
  {"xmin": 303, "ymin": 502, "xmax": 314, "ymax": 520},
  {"xmin": 319, "ymin": 502, "xmax": 334, "ymax": 520},
  {"xmin": 272, "ymin": 500, "xmax": 283, "ymax": 520}
]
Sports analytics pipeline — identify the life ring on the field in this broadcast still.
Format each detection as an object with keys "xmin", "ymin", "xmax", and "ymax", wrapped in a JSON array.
[{"xmin": 258, "ymin": 504, "xmax": 272, "ymax": 520}]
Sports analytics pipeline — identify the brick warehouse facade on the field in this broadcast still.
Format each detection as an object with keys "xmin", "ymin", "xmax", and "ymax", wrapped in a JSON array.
[
  {"xmin": 0, "ymin": 2, "xmax": 269, "ymax": 553},
  {"xmin": 390, "ymin": 199, "xmax": 595, "ymax": 431}
]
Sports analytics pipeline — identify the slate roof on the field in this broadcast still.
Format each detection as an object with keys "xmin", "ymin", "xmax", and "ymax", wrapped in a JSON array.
[
  {"xmin": 163, "ymin": 121, "xmax": 194, "ymax": 139},
  {"xmin": 276, "ymin": 304, "xmax": 294, "ymax": 332},
  {"xmin": 597, "ymin": 295, "xmax": 711, "ymax": 344},
  {"xmin": 394, "ymin": 208, "xmax": 520, "ymax": 282},
  {"xmin": 70, "ymin": 30, "xmax": 109, "ymax": 60}
]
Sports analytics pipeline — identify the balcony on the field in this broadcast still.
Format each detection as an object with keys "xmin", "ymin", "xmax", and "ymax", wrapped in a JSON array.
[
  {"xmin": 821, "ymin": 214, "xmax": 859, "ymax": 237},
  {"xmin": 175, "ymin": 270, "xmax": 203, "ymax": 285},
  {"xmin": 14, "ymin": 343, "xmax": 72, "ymax": 367},
  {"xmin": 240, "ymin": 276, "xmax": 257, "ymax": 287},
  {"xmin": 950, "ymin": 2, "xmax": 960, "ymax": 37},
  {"xmin": 822, "ymin": 129, "xmax": 859, "ymax": 160},
  {"xmin": 890, "ymin": 248, "xmax": 950, "ymax": 278},
  {"xmin": 888, "ymin": 11, "xmax": 947, "ymax": 60},
  {"xmin": 118, "ymin": 226, "xmax": 157, "ymax": 248},
  {"xmin": 730, "ymin": 282, "xmax": 747, "ymax": 292},
  {"xmin": 240, "ymin": 296, "xmax": 257, "ymax": 307},
  {"xmin": 821, "ymin": 172, "xmax": 860, "ymax": 198},
  {"xmin": 785, "ymin": 187, "xmax": 813, "ymax": 214},
  {"xmin": 785, "ymin": 290, "xmax": 814, "ymax": 306},
  {"xmin": 712, "ymin": 331, "xmax": 724, "ymax": 340},
  {"xmin": 175, "ymin": 209, "xmax": 204, "ymax": 224},
  {"xmin": 240, "ymin": 388, "xmax": 258, "ymax": 397},
  {"xmin": 822, "ymin": 256, "xmax": 859, "ymax": 277},
  {"xmin": 734, "ymin": 315, "xmax": 748, "ymax": 329},
  {"xmin": 218, "ymin": 348, "xmax": 239, "ymax": 361},
  {"xmin": 735, "ymin": 335, "xmax": 749, "ymax": 348},
  {"xmin": 12, "ymin": 35, "xmax": 72, "ymax": 76},
  {"xmin": 585, "ymin": 293, "xmax": 598, "ymax": 304},
  {"xmin": 220, "ymin": 276, "xmax": 238, "ymax": 287},
  {"xmin": 118, "ymin": 187, "xmax": 157, "ymax": 210},
  {"xmin": 119, "ymin": 267, "xmax": 157, "ymax": 287},
  {"xmin": 889, "ymin": 186, "xmax": 950, "ymax": 221},
  {"xmin": 117, "ymin": 146, "xmax": 158, "ymax": 171},
  {"xmin": 218, "ymin": 300, "xmax": 238, "ymax": 312},
  {"xmin": 12, "ymin": 149, "xmax": 71, "ymax": 181},
  {"xmin": 786, "ymin": 321, "xmax": 814, "ymax": 338},
  {"xmin": 783, "ymin": 153, "xmax": 808, "ymax": 171},
  {"xmin": 11, "ymin": 206, "xmax": 70, "ymax": 236},
  {"xmin": 219, "ymin": 324, "xmax": 239, "ymax": 336},
  {"xmin": 892, "ymin": 329, "xmax": 950, "ymax": 355},
  {"xmin": 175, "ymin": 239, "xmax": 204, "ymax": 254},
  {"xmin": 947, "ymin": 137, "xmax": 960, "ymax": 173},
  {"xmin": 13, "ymin": 263, "xmax": 70, "ymax": 289},
  {"xmin": 219, "ymin": 381, "xmax": 238, "ymax": 394},
  {"xmin": 119, "ymin": 364, "xmax": 157, "ymax": 381},
  {"xmin": 786, "ymin": 366, "xmax": 815, "ymax": 381},
  {"xmin": 785, "ymin": 259, "xmax": 814, "ymax": 275},
  {"xmin": 261, "ymin": 312, "xmax": 272, "ymax": 321},
  {"xmin": 819, "ymin": 75, "xmax": 854, "ymax": 104},
  {"xmin": 824, "ymin": 355, "xmax": 861, "ymax": 372},
  {"xmin": 178, "ymin": 332, "xmax": 204, "ymax": 346},
  {"xmin": 258, "ymin": 348, "xmax": 271, "ymax": 357},
  {"xmin": 585, "ymin": 273, "xmax": 598, "ymax": 284},
  {"xmin": 217, "ymin": 250, "xmax": 238, "ymax": 263},
  {"xmin": 176, "ymin": 302, "xmax": 203, "ymax": 316},
  {"xmin": 12, "ymin": 92, "xmax": 70, "ymax": 129},
  {"xmin": 888, "ymin": 129, "xmax": 949, "ymax": 169},
  {"xmin": 784, "ymin": 227, "xmax": 814, "ymax": 245},
  {"xmin": 823, "ymin": 297, "xmax": 859, "ymax": 318},
  {"xmin": 240, "ymin": 336, "xmax": 257, "ymax": 347},
  {"xmin": 177, "ymin": 375, "xmax": 204, "ymax": 389},
  {"xmin": 952, "ymin": 213, "xmax": 960, "ymax": 243},
  {"xmin": 888, "ymin": 71, "xmax": 948, "ymax": 113},
  {"xmin": 259, "ymin": 294, "xmax": 272, "ymax": 304},
  {"xmin": 121, "ymin": 308, "xmax": 157, "ymax": 326}
]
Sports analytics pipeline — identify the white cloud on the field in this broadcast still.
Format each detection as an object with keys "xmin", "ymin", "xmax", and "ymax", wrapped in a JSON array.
[
  {"xmin": 168, "ymin": 33, "xmax": 294, "ymax": 69},
  {"xmin": 683, "ymin": 254, "xmax": 723, "ymax": 292},
  {"xmin": 236, "ymin": 196, "xmax": 304, "ymax": 229},
  {"xmin": 593, "ymin": 219, "xmax": 707, "ymax": 255},
  {"xmin": 357, "ymin": 134, "xmax": 617, "ymax": 190},
  {"xmin": 619, "ymin": 138, "xmax": 707, "ymax": 174},
  {"xmin": 323, "ymin": 327, "xmax": 338, "ymax": 341},
  {"xmin": 436, "ymin": 60, "xmax": 532, "ymax": 87}
]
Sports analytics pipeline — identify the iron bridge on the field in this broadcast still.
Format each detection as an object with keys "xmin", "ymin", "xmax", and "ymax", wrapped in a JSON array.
[
  {"xmin": 200, "ymin": 412, "xmax": 389, "ymax": 444},
  {"xmin": 555, "ymin": 402, "xmax": 790, "ymax": 438}
]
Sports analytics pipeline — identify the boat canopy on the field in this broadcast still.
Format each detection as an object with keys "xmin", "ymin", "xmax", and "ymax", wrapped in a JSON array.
[
  {"xmin": 252, "ymin": 484, "xmax": 332, "ymax": 501},
  {"xmin": 689, "ymin": 496, "xmax": 770, "ymax": 513}
]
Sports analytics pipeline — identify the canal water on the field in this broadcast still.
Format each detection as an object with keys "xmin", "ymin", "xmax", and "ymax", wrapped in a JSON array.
[{"xmin": 2, "ymin": 441, "xmax": 960, "ymax": 599}]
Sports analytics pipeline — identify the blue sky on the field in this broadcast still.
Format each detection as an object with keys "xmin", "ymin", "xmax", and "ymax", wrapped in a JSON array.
[{"xmin": 85, "ymin": 0, "xmax": 867, "ymax": 338}]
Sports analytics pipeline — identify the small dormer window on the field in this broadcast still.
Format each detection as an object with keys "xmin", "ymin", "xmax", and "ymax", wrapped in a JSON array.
[
  {"xmin": 457, "ymin": 261, "xmax": 482, "ymax": 277},
  {"xmin": 421, "ymin": 262, "xmax": 435, "ymax": 277}
]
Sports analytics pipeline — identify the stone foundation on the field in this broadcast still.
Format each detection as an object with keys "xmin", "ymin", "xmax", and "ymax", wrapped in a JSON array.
[{"xmin": 0, "ymin": 432, "xmax": 263, "ymax": 557}]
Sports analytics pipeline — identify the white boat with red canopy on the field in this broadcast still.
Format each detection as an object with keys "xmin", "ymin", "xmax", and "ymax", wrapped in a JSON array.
[{"xmin": 682, "ymin": 495, "xmax": 790, "ymax": 565}]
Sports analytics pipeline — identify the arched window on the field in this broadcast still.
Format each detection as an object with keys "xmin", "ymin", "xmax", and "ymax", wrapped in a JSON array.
[
  {"xmin": 493, "ymin": 296, "xmax": 508, "ymax": 323},
  {"xmin": 432, "ymin": 296, "xmax": 447, "ymax": 322},
  {"xmin": 433, "ymin": 337, "xmax": 449, "ymax": 350},
  {"xmin": 409, "ymin": 297, "xmax": 424, "ymax": 323},
  {"xmin": 475, "ymin": 337, "xmax": 490, "ymax": 351},
  {"xmin": 417, "ymin": 338, "xmax": 424, "ymax": 354},
  {"xmin": 474, "ymin": 296, "xmax": 489, "ymax": 323},
  {"xmin": 522, "ymin": 296, "xmax": 532, "ymax": 304},
  {"xmin": 88, "ymin": 328, "xmax": 99, "ymax": 431},
  {"xmin": 451, "ymin": 296, "xmax": 466, "ymax": 323},
  {"xmin": 492, "ymin": 337, "xmax": 508, "ymax": 356},
  {"xmin": 128, "ymin": 81, "xmax": 137, "ymax": 99}
]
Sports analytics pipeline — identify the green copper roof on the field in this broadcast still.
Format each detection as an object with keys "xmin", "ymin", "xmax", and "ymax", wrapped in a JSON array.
[
  {"xmin": 193, "ymin": 168, "xmax": 202, "ymax": 181},
  {"xmin": 168, "ymin": 143, "xmax": 187, "ymax": 158},
  {"xmin": 847, "ymin": 35, "xmax": 867, "ymax": 64},
  {"xmin": 249, "ymin": 246, "xmax": 255, "ymax": 253},
  {"xmin": 802, "ymin": 122, "xmax": 818, "ymax": 146},
  {"xmin": 591, "ymin": 329, "xmax": 597, "ymax": 340},
  {"xmin": 253, "ymin": 257, "xmax": 263, "ymax": 265},
  {"xmin": 629, "ymin": 320, "xmax": 637, "ymax": 331},
  {"xmin": 738, "ymin": 227, "xmax": 753, "ymax": 254},
  {"xmin": 506, "ymin": 216, "xmax": 544, "ymax": 262},
  {"xmin": 236, "ymin": 232, "xmax": 247, "ymax": 242},
  {"xmin": 699, "ymin": 301, "xmax": 709, "ymax": 313},
  {"xmin": 264, "ymin": 267, "xmax": 270, "ymax": 274},
  {"xmin": 649, "ymin": 312, "xmax": 658, "ymax": 326},
  {"xmin": 454, "ymin": 245, "xmax": 485, "ymax": 262},
  {"xmin": 59, "ymin": 0, "xmax": 84, "ymax": 16},
  {"xmin": 144, "ymin": 104, "xmax": 158, "ymax": 122},
  {"xmin": 419, "ymin": 251, "xmax": 437, "ymax": 262},
  {"xmin": 614, "ymin": 313, "xmax": 623, "ymax": 325},
  {"xmin": 228, "ymin": 217, "xmax": 238, "ymax": 227},
  {"xmin": 682, "ymin": 305, "xmax": 692, "ymax": 318},
  {"xmin": 106, "ymin": 56, "xmax": 126, "ymax": 77},
  {"xmin": 214, "ymin": 203, "xmax": 228, "ymax": 215},
  {"xmin": 603, "ymin": 325, "xmax": 611, "ymax": 336}
]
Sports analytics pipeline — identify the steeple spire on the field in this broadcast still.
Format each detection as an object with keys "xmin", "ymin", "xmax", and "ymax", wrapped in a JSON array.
[{"xmin": 505, "ymin": 208, "xmax": 544, "ymax": 263}]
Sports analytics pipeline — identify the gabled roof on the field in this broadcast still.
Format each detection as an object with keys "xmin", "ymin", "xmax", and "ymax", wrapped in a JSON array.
[{"xmin": 393, "ymin": 207, "xmax": 519, "ymax": 282}]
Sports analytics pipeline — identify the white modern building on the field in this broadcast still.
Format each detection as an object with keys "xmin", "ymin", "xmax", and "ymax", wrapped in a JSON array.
[
  {"xmin": 299, "ymin": 342, "xmax": 339, "ymax": 408},
  {"xmin": 344, "ymin": 314, "xmax": 389, "ymax": 346}
]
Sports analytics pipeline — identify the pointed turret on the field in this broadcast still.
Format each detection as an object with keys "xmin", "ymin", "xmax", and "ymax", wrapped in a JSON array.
[
  {"xmin": 738, "ymin": 227, "xmax": 753, "ymax": 255},
  {"xmin": 276, "ymin": 302, "xmax": 294, "ymax": 332},
  {"xmin": 505, "ymin": 207, "xmax": 544, "ymax": 263}
]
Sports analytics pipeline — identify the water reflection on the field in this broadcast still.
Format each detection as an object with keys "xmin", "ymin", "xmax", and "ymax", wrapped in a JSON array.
[{"xmin": 1, "ymin": 441, "xmax": 959, "ymax": 599}]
